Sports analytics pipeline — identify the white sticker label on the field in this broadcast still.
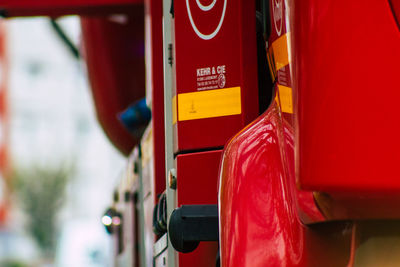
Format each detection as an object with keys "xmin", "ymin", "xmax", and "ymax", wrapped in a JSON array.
[{"xmin": 196, "ymin": 65, "xmax": 226, "ymax": 90}]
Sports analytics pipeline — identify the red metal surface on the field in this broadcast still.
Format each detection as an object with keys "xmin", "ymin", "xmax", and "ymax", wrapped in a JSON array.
[
  {"xmin": 145, "ymin": 0, "xmax": 165, "ymax": 201},
  {"xmin": 173, "ymin": 0, "xmax": 259, "ymax": 153},
  {"xmin": 218, "ymin": 102, "xmax": 352, "ymax": 266},
  {"xmin": 81, "ymin": 7, "xmax": 145, "ymax": 156},
  {"xmin": 175, "ymin": 150, "xmax": 221, "ymax": 266},
  {"xmin": 0, "ymin": 0, "xmax": 142, "ymax": 17},
  {"xmin": 292, "ymin": 0, "xmax": 400, "ymax": 194},
  {"xmin": 176, "ymin": 150, "xmax": 221, "ymax": 205}
]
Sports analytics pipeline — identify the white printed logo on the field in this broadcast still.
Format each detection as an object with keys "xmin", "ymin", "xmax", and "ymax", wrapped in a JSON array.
[
  {"xmin": 272, "ymin": 0, "xmax": 283, "ymax": 36},
  {"xmin": 186, "ymin": 0, "xmax": 227, "ymax": 40},
  {"xmin": 218, "ymin": 74, "xmax": 226, "ymax": 88},
  {"xmin": 196, "ymin": 65, "xmax": 226, "ymax": 90}
]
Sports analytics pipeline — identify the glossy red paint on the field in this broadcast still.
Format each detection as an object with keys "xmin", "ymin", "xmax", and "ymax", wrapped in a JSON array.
[
  {"xmin": 81, "ymin": 7, "xmax": 145, "ymax": 156},
  {"xmin": 175, "ymin": 150, "xmax": 221, "ymax": 266},
  {"xmin": 145, "ymin": 0, "xmax": 166, "ymax": 201},
  {"xmin": 0, "ymin": 0, "xmax": 142, "ymax": 17},
  {"xmin": 219, "ymin": 102, "xmax": 353, "ymax": 266},
  {"xmin": 292, "ymin": 0, "xmax": 400, "ymax": 194},
  {"xmin": 177, "ymin": 150, "xmax": 221, "ymax": 206},
  {"xmin": 172, "ymin": 0, "xmax": 259, "ymax": 153}
]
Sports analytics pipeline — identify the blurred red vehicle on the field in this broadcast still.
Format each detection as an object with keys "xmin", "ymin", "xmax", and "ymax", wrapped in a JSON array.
[{"xmin": 3, "ymin": 0, "xmax": 400, "ymax": 266}]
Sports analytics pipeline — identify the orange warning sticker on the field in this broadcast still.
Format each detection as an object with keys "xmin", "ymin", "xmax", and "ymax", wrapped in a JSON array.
[{"xmin": 271, "ymin": 33, "xmax": 290, "ymax": 71}]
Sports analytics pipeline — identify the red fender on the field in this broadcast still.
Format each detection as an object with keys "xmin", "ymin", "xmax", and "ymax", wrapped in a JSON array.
[{"xmin": 218, "ymin": 102, "xmax": 352, "ymax": 266}]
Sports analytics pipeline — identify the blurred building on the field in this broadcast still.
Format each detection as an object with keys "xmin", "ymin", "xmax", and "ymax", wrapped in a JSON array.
[{"xmin": 0, "ymin": 16, "xmax": 125, "ymax": 266}]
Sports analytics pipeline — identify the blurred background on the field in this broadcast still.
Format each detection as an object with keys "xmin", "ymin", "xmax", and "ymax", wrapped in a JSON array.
[{"xmin": 0, "ymin": 16, "xmax": 125, "ymax": 266}]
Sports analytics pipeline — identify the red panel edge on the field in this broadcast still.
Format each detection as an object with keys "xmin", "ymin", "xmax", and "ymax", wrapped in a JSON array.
[{"xmin": 0, "ymin": 0, "xmax": 143, "ymax": 17}]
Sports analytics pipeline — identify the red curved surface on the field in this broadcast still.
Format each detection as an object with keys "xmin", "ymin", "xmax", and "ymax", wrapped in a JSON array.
[
  {"xmin": 81, "ymin": 7, "xmax": 145, "ymax": 156},
  {"xmin": 219, "ymin": 102, "xmax": 352, "ymax": 266}
]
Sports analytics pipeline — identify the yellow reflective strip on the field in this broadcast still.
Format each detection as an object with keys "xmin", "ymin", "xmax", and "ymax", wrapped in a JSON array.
[
  {"xmin": 278, "ymin": 85, "xmax": 293, "ymax": 114},
  {"xmin": 172, "ymin": 95, "xmax": 177, "ymax": 124},
  {"xmin": 178, "ymin": 87, "xmax": 241, "ymax": 121},
  {"xmin": 271, "ymin": 33, "xmax": 290, "ymax": 71}
]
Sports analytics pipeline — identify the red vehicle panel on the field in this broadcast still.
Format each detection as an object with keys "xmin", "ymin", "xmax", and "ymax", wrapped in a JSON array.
[
  {"xmin": 293, "ymin": 0, "xmax": 400, "ymax": 193},
  {"xmin": 9, "ymin": 0, "xmax": 400, "ymax": 265},
  {"xmin": 145, "ymin": 0, "xmax": 166, "ymax": 199},
  {"xmin": 172, "ymin": 0, "xmax": 259, "ymax": 153},
  {"xmin": 291, "ymin": 0, "xmax": 400, "ymax": 219},
  {"xmin": 175, "ymin": 150, "xmax": 221, "ymax": 266},
  {"xmin": 0, "ymin": 0, "xmax": 142, "ymax": 17},
  {"xmin": 176, "ymin": 150, "xmax": 222, "ymax": 206}
]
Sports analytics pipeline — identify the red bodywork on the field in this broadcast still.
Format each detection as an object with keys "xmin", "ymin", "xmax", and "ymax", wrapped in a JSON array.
[
  {"xmin": 0, "ymin": 0, "xmax": 142, "ymax": 17},
  {"xmin": 219, "ymin": 102, "xmax": 353, "ymax": 266},
  {"xmin": 172, "ymin": 0, "xmax": 259, "ymax": 152},
  {"xmin": 292, "ymin": 0, "xmax": 400, "ymax": 218},
  {"xmin": 176, "ymin": 150, "xmax": 221, "ymax": 266},
  {"xmin": 144, "ymin": 0, "xmax": 166, "ymax": 200},
  {"xmin": 219, "ymin": 0, "xmax": 400, "ymax": 266},
  {"xmin": 4, "ymin": 0, "xmax": 400, "ymax": 265},
  {"xmin": 170, "ymin": 1, "xmax": 261, "ymax": 265},
  {"xmin": 48, "ymin": 0, "xmax": 400, "ymax": 265}
]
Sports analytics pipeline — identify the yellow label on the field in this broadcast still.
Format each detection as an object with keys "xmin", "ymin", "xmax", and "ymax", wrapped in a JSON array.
[
  {"xmin": 178, "ymin": 87, "xmax": 241, "ymax": 121},
  {"xmin": 271, "ymin": 33, "xmax": 290, "ymax": 71},
  {"xmin": 172, "ymin": 95, "xmax": 177, "ymax": 124},
  {"xmin": 278, "ymin": 85, "xmax": 293, "ymax": 114}
]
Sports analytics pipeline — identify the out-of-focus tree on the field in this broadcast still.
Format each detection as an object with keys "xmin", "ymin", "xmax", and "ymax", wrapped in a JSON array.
[
  {"xmin": 0, "ymin": 259, "xmax": 27, "ymax": 267},
  {"xmin": 12, "ymin": 163, "xmax": 72, "ymax": 259}
]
